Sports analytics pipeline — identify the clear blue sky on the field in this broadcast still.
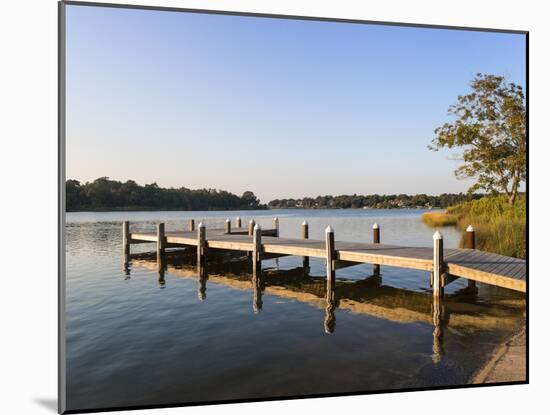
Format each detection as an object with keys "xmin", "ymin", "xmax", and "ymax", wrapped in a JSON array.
[{"xmin": 65, "ymin": 4, "xmax": 526, "ymax": 203}]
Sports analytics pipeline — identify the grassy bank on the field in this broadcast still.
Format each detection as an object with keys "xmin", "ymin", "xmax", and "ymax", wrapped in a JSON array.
[
  {"xmin": 421, "ymin": 211, "xmax": 459, "ymax": 226},
  {"xmin": 424, "ymin": 195, "xmax": 526, "ymax": 259}
]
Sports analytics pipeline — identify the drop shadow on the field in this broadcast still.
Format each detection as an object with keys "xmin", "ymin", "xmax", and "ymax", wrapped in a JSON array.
[{"xmin": 34, "ymin": 398, "xmax": 57, "ymax": 412}]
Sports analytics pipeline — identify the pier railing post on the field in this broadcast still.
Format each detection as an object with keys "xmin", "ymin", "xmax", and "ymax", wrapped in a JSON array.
[
  {"xmin": 302, "ymin": 221, "xmax": 309, "ymax": 271},
  {"xmin": 465, "ymin": 225, "xmax": 477, "ymax": 291},
  {"xmin": 236, "ymin": 217, "xmax": 242, "ymax": 228},
  {"xmin": 188, "ymin": 219, "xmax": 195, "ymax": 232},
  {"xmin": 325, "ymin": 226, "xmax": 336, "ymax": 303},
  {"xmin": 157, "ymin": 223, "xmax": 165, "ymax": 269},
  {"xmin": 225, "ymin": 218, "xmax": 231, "ymax": 234},
  {"xmin": 273, "ymin": 217, "xmax": 279, "ymax": 237},
  {"xmin": 197, "ymin": 222, "xmax": 206, "ymax": 269},
  {"xmin": 433, "ymin": 231, "xmax": 444, "ymax": 298},
  {"xmin": 373, "ymin": 223, "xmax": 380, "ymax": 275},
  {"xmin": 248, "ymin": 219, "xmax": 255, "ymax": 236},
  {"xmin": 253, "ymin": 224, "xmax": 262, "ymax": 276}
]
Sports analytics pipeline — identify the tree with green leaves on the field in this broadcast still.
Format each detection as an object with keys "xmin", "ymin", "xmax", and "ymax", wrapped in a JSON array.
[{"xmin": 430, "ymin": 74, "xmax": 526, "ymax": 205}]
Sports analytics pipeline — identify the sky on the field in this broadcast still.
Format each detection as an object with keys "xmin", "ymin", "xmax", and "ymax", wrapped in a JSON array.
[{"xmin": 65, "ymin": 4, "xmax": 526, "ymax": 204}]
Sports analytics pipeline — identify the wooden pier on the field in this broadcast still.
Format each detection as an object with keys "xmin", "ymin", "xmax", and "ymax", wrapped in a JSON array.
[{"xmin": 122, "ymin": 217, "xmax": 526, "ymax": 295}]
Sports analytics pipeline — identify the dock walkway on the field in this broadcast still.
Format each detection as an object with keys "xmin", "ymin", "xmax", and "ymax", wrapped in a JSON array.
[{"xmin": 123, "ymin": 218, "xmax": 526, "ymax": 295}]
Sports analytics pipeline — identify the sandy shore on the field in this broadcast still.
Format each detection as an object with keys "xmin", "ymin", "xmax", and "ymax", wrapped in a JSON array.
[{"xmin": 471, "ymin": 325, "xmax": 526, "ymax": 384}]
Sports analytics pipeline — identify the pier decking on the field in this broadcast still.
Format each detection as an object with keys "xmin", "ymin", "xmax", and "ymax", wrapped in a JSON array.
[{"xmin": 123, "ymin": 218, "xmax": 526, "ymax": 295}]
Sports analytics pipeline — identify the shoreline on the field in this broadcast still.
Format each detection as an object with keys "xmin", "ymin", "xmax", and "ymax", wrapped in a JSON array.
[{"xmin": 470, "ymin": 324, "xmax": 526, "ymax": 384}]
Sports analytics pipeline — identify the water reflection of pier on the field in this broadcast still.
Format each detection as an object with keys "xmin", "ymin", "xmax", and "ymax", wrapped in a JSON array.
[{"xmin": 125, "ymin": 249, "xmax": 523, "ymax": 363}]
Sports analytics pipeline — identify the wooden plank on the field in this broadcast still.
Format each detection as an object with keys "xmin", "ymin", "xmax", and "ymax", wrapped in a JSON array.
[{"xmin": 446, "ymin": 262, "xmax": 526, "ymax": 292}]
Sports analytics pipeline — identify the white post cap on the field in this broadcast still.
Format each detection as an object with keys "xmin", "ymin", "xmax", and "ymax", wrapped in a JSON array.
[
  {"xmin": 226, "ymin": 218, "xmax": 230, "ymax": 222},
  {"xmin": 466, "ymin": 225, "xmax": 475, "ymax": 232},
  {"xmin": 198, "ymin": 221, "xmax": 205, "ymax": 228},
  {"xmin": 325, "ymin": 225, "xmax": 334, "ymax": 233},
  {"xmin": 433, "ymin": 230, "xmax": 443, "ymax": 240},
  {"xmin": 236, "ymin": 216, "xmax": 241, "ymax": 220},
  {"xmin": 373, "ymin": 223, "xmax": 379, "ymax": 229},
  {"xmin": 254, "ymin": 224, "xmax": 261, "ymax": 230},
  {"xmin": 274, "ymin": 217, "xmax": 279, "ymax": 221},
  {"xmin": 249, "ymin": 219, "xmax": 254, "ymax": 223},
  {"xmin": 302, "ymin": 220, "xmax": 308, "ymax": 226}
]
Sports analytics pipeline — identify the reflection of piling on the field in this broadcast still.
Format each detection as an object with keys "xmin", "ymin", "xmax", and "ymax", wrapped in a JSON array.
[
  {"xmin": 188, "ymin": 219, "xmax": 195, "ymax": 232},
  {"xmin": 197, "ymin": 222, "xmax": 206, "ymax": 269},
  {"xmin": 373, "ymin": 223, "xmax": 380, "ymax": 275},
  {"xmin": 236, "ymin": 217, "xmax": 242, "ymax": 228},
  {"xmin": 431, "ymin": 295, "xmax": 444, "ymax": 363},
  {"xmin": 302, "ymin": 221, "xmax": 310, "ymax": 271},
  {"xmin": 198, "ymin": 265, "xmax": 207, "ymax": 300},
  {"xmin": 252, "ymin": 224, "xmax": 262, "ymax": 276},
  {"xmin": 325, "ymin": 226, "xmax": 336, "ymax": 301},
  {"xmin": 123, "ymin": 220, "xmax": 130, "ymax": 270},
  {"xmin": 432, "ymin": 231, "xmax": 444, "ymax": 298},
  {"xmin": 273, "ymin": 217, "xmax": 279, "ymax": 237},
  {"xmin": 252, "ymin": 268, "xmax": 263, "ymax": 313},
  {"xmin": 465, "ymin": 225, "xmax": 477, "ymax": 291},
  {"xmin": 156, "ymin": 223, "xmax": 165, "ymax": 268},
  {"xmin": 224, "ymin": 218, "xmax": 231, "ymax": 234},
  {"xmin": 324, "ymin": 302, "xmax": 336, "ymax": 334},
  {"xmin": 158, "ymin": 264, "xmax": 166, "ymax": 287}
]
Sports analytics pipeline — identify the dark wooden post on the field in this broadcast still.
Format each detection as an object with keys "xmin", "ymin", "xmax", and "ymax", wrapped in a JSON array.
[
  {"xmin": 465, "ymin": 225, "xmax": 477, "ymax": 290},
  {"xmin": 252, "ymin": 224, "xmax": 262, "ymax": 275},
  {"xmin": 248, "ymin": 219, "xmax": 255, "ymax": 236},
  {"xmin": 122, "ymin": 221, "xmax": 130, "ymax": 257},
  {"xmin": 188, "ymin": 219, "xmax": 195, "ymax": 232},
  {"xmin": 273, "ymin": 217, "xmax": 279, "ymax": 237},
  {"xmin": 225, "ymin": 218, "xmax": 231, "ymax": 234},
  {"xmin": 325, "ymin": 226, "xmax": 336, "ymax": 302},
  {"xmin": 198, "ymin": 265, "xmax": 207, "ymax": 301},
  {"xmin": 156, "ymin": 223, "xmax": 165, "ymax": 265},
  {"xmin": 373, "ymin": 223, "xmax": 380, "ymax": 275},
  {"xmin": 433, "ymin": 231, "xmax": 444, "ymax": 298},
  {"xmin": 197, "ymin": 222, "xmax": 206, "ymax": 269},
  {"xmin": 302, "ymin": 220, "xmax": 309, "ymax": 270},
  {"xmin": 236, "ymin": 217, "xmax": 242, "ymax": 228}
]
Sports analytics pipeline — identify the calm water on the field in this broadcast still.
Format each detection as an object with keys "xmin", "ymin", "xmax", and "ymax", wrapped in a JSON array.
[{"xmin": 65, "ymin": 209, "xmax": 525, "ymax": 411}]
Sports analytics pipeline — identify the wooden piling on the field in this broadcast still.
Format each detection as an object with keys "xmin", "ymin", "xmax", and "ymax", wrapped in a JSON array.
[
  {"xmin": 465, "ymin": 225, "xmax": 477, "ymax": 291},
  {"xmin": 248, "ymin": 219, "xmax": 255, "ymax": 236},
  {"xmin": 236, "ymin": 217, "xmax": 242, "ymax": 228},
  {"xmin": 302, "ymin": 221, "xmax": 309, "ymax": 270},
  {"xmin": 252, "ymin": 224, "xmax": 262, "ymax": 275},
  {"xmin": 225, "ymin": 218, "xmax": 231, "ymax": 234},
  {"xmin": 273, "ymin": 217, "xmax": 279, "ymax": 237},
  {"xmin": 433, "ymin": 231, "xmax": 444, "ymax": 298},
  {"xmin": 156, "ymin": 223, "xmax": 165, "ymax": 261},
  {"xmin": 197, "ymin": 222, "xmax": 206, "ymax": 269},
  {"xmin": 373, "ymin": 223, "xmax": 380, "ymax": 275},
  {"xmin": 188, "ymin": 219, "xmax": 195, "ymax": 232},
  {"xmin": 122, "ymin": 220, "xmax": 130, "ymax": 257},
  {"xmin": 325, "ymin": 226, "xmax": 336, "ymax": 301}
]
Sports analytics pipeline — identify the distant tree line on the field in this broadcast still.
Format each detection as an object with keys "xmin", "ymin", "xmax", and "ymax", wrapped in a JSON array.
[
  {"xmin": 267, "ymin": 193, "xmax": 486, "ymax": 209},
  {"xmin": 66, "ymin": 177, "xmax": 266, "ymax": 211}
]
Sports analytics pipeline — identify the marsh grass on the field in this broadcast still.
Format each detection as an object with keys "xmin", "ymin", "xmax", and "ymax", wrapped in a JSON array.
[
  {"xmin": 421, "ymin": 211, "xmax": 459, "ymax": 227},
  {"xmin": 448, "ymin": 195, "xmax": 526, "ymax": 259}
]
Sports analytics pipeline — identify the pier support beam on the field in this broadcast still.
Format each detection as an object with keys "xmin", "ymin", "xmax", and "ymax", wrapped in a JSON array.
[
  {"xmin": 188, "ymin": 219, "xmax": 195, "ymax": 232},
  {"xmin": 197, "ymin": 222, "xmax": 206, "ymax": 269},
  {"xmin": 465, "ymin": 225, "xmax": 477, "ymax": 291},
  {"xmin": 433, "ymin": 231, "xmax": 444, "ymax": 298},
  {"xmin": 302, "ymin": 221, "xmax": 310, "ymax": 271},
  {"xmin": 252, "ymin": 224, "xmax": 262, "ymax": 276},
  {"xmin": 225, "ymin": 218, "xmax": 231, "ymax": 234},
  {"xmin": 236, "ymin": 217, "xmax": 242, "ymax": 228},
  {"xmin": 325, "ymin": 226, "xmax": 336, "ymax": 302},
  {"xmin": 273, "ymin": 217, "xmax": 279, "ymax": 237},
  {"xmin": 373, "ymin": 223, "xmax": 380, "ymax": 275}
]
